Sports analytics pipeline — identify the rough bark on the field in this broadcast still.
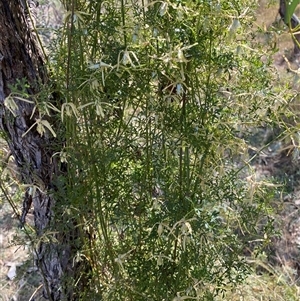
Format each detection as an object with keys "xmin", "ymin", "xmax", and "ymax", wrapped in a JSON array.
[
  {"xmin": 279, "ymin": 0, "xmax": 300, "ymax": 56},
  {"xmin": 0, "ymin": 1, "xmax": 74, "ymax": 300}
]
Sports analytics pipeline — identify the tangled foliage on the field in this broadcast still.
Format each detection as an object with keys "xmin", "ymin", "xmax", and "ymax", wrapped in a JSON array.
[{"xmin": 40, "ymin": 0, "xmax": 282, "ymax": 300}]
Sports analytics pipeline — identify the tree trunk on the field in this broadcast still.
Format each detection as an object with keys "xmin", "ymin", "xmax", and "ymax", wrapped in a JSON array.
[
  {"xmin": 0, "ymin": 1, "xmax": 75, "ymax": 300},
  {"xmin": 279, "ymin": 0, "xmax": 300, "ymax": 56}
]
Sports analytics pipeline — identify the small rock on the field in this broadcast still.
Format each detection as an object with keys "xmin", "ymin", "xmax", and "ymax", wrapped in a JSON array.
[
  {"xmin": 294, "ymin": 199, "xmax": 300, "ymax": 206},
  {"xmin": 7, "ymin": 263, "xmax": 17, "ymax": 280}
]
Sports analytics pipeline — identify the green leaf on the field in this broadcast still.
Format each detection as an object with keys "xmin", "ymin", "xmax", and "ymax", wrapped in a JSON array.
[{"xmin": 285, "ymin": 0, "xmax": 300, "ymax": 24}]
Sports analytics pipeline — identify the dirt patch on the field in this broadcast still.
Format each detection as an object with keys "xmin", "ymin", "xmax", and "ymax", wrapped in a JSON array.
[{"xmin": 0, "ymin": 198, "xmax": 45, "ymax": 301}]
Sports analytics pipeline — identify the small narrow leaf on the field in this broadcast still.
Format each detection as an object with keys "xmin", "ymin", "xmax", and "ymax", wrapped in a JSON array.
[{"xmin": 285, "ymin": 0, "xmax": 300, "ymax": 24}]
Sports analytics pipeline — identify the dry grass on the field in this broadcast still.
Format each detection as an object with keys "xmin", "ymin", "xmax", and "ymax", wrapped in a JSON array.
[
  {"xmin": 221, "ymin": 268, "xmax": 300, "ymax": 301},
  {"xmin": 220, "ymin": 2, "xmax": 300, "ymax": 300},
  {"xmin": 0, "ymin": 200, "xmax": 44, "ymax": 301},
  {"xmin": 0, "ymin": 138, "xmax": 44, "ymax": 300}
]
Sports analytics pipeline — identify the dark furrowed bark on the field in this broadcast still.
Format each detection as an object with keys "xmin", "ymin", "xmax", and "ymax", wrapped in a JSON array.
[
  {"xmin": 279, "ymin": 0, "xmax": 300, "ymax": 56},
  {"xmin": 0, "ymin": 1, "xmax": 75, "ymax": 300}
]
